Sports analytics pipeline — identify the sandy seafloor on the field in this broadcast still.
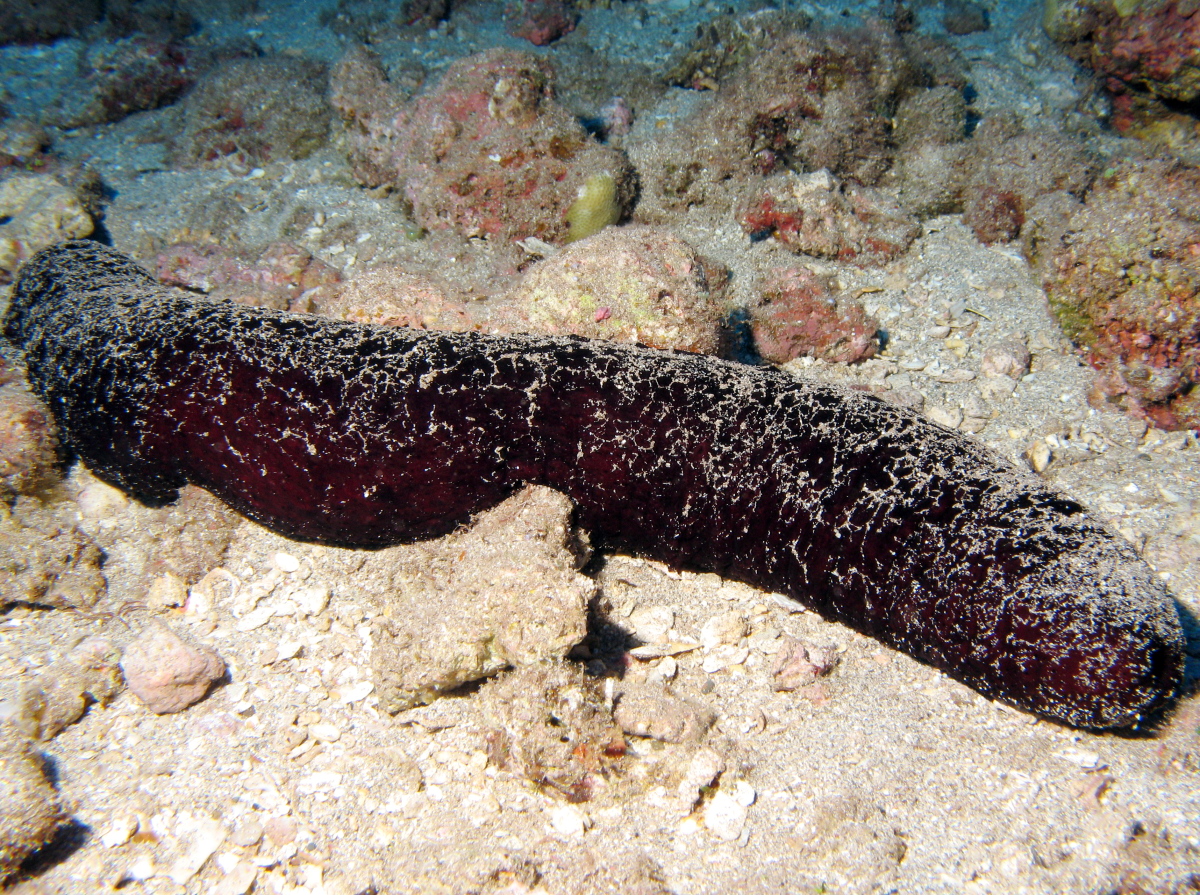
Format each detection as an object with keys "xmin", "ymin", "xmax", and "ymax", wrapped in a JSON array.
[{"xmin": 2, "ymin": 0, "xmax": 1200, "ymax": 893}]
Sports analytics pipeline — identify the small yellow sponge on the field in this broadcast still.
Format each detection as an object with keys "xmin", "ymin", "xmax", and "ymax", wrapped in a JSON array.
[{"xmin": 565, "ymin": 172, "xmax": 621, "ymax": 243}]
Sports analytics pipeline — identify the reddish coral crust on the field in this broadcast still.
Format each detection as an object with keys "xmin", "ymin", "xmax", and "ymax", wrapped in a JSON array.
[
  {"xmin": 1042, "ymin": 159, "xmax": 1200, "ymax": 430},
  {"xmin": 749, "ymin": 268, "xmax": 878, "ymax": 364}
]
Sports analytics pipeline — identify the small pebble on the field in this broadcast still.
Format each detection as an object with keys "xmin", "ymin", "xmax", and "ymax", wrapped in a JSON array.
[
  {"xmin": 147, "ymin": 573, "xmax": 188, "ymax": 610},
  {"xmin": 213, "ymin": 862, "xmax": 258, "ymax": 895},
  {"xmin": 614, "ymin": 684, "xmax": 715, "ymax": 743},
  {"xmin": 100, "ymin": 815, "xmax": 138, "ymax": 848},
  {"xmin": 263, "ymin": 815, "xmax": 297, "ymax": 847},
  {"xmin": 294, "ymin": 585, "xmax": 331, "ymax": 617},
  {"xmin": 1027, "ymin": 441, "xmax": 1053, "ymax": 474},
  {"xmin": 704, "ymin": 790, "xmax": 749, "ymax": 841},
  {"xmin": 702, "ymin": 645, "xmax": 750, "ymax": 673},
  {"xmin": 732, "ymin": 780, "xmax": 756, "ymax": 808},
  {"xmin": 308, "ymin": 722, "xmax": 342, "ymax": 743},
  {"xmin": 980, "ymin": 341, "xmax": 1031, "ymax": 380},
  {"xmin": 120, "ymin": 624, "xmax": 226, "ymax": 715},
  {"xmin": 772, "ymin": 637, "xmax": 838, "ymax": 691},
  {"xmin": 677, "ymin": 747, "xmax": 725, "ymax": 811},
  {"xmin": 926, "ymin": 406, "xmax": 963, "ymax": 430},
  {"xmin": 229, "ymin": 818, "xmax": 264, "ymax": 848},
  {"xmin": 548, "ymin": 804, "xmax": 589, "ymax": 837},
  {"xmin": 122, "ymin": 857, "xmax": 156, "ymax": 884},
  {"xmin": 699, "ymin": 611, "xmax": 747, "ymax": 650},
  {"xmin": 628, "ymin": 606, "xmax": 675, "ymax": 644}
]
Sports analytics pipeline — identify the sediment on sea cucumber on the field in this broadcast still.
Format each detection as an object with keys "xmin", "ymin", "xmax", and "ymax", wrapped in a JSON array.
[{"xmin": 3, "ymin": 241, "xmax": 1185, "ymax": 730}]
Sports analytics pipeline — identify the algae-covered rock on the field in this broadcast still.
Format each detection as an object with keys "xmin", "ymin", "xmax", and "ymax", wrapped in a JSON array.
[
  {"xmin": 479, "ymin": 660, "xmax": 625, "ymax": 799},
  {"xmin": 314, "ymin": 264, "xmax": 476, "ymax": 332},
  {"xmin": 0, "ymin": 371, "xmax": 60, "ymax": 497},
  {"xmin": 0, "ymin": 174, "xmax": 93, "ymax": 285},
  {"xmin": 2, "ymin": 638, "xmax": 123, "ymax": 741},
  {"xmin": 120, "ymin": 623, "xmax": 226, "ymax": 715},
  {"xmin": 637, "ymin": 23, "xmax": 964, "ymax": 221},
  {"xmin": 739, "ymin": 171, "xmax": 920, "ymax": 265},
  {"xmin": 0, "ymin": 724, "xmax": 67, "ymax": 881},
  {"xmin": 371, "ymin": 486, "xmax": 593, "ymax": 713},
  {"xmin": 173, "ymin": 55, "xmax": 330, "ymax": 168},
  {"xmin": 504, "ymin": 225, "xmax": 727, "ymax": 354},
  {"xmin": 1044, "ymin": 0, "xmax": 1200, "ymax": 105},
  {"xmin": 1039, "ymin": 157, "xmax": 1200, "ymax": 430},
  {"xmin": 749, "ymin": 267, "xmax": 879, "ymax": 365},
  {"xmin": 330, "ymin": 47, "xmax": 635, "ymax": 248},
  {"xmin": 0, "ymin": 507, "xmax": 106, "ymax": 611}
]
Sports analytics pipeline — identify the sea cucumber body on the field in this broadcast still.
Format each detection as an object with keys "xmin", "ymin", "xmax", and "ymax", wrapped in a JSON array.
[{"xmin": 4, "ymin": 241, "xmax": 1185, "ymax": 729}]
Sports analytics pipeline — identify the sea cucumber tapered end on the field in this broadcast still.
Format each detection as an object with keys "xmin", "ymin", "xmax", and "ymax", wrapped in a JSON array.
[{"xmin": 1006, "ymin": 548, "xmax": 1185, "ymax": 730}]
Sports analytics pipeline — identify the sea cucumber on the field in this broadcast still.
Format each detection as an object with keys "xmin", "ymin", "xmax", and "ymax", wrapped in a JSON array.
[{"xmin": 3, "ymin": 241, "xmax": 1185, "ymax": 729}]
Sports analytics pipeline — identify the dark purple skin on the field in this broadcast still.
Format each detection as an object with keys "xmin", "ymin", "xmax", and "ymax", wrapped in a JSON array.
[{"xmin": 4, "ymin": 241, "xmax": 1185, "ymax": 729}]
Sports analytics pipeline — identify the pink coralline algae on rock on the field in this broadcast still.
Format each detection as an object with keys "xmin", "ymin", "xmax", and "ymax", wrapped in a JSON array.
[
  {"xmin": 44, "ymin": 36, "xmax": 198, "ymax": 128},
  {"xmin": 156, "ymin": 241, "xmax": 341, "ymax": 311},
  {"xmin": 502, "ymin": 225, "xmax": 728, "ymax": 354},
  {"xmin": 1040, "ymin": 157, "xmax": 1200, "ymax": 430},
  {"xmin": 749, "ymin": 266, "xmax": 879, "ymax": 365},
  {"xmin": 1045, "ymin": 0, "xmax": 1200, "ymax": 105},
  {"xmin": 172, "ymin": 55, "xmax": 330, "ymax": 168},
  {"xmin": 0, "ymin": 369, "xmax": 60, "ymax": 496},
  {"xmin": 505, "ymin": 0, "xmax": 577, "ymax": 46},
  {"xmin": 739, "ymin": 171, "xmax": 920, "ymax": 266},
  {"xmin": 313, "ymin": 263, "xmax": 477, "ymax": 333},
  {"xmin": 330, "ymin": 47, "xmax": 633, "ymax": 247},
  {"xmin": 120, "ymin": 623, "xmax": 226, "ymax": 715}
]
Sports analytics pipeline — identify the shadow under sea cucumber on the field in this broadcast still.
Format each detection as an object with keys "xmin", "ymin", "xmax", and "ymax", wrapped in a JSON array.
[{"xmin": 3, "ymin": 240, "xmax": 1185, "ymax": 730}]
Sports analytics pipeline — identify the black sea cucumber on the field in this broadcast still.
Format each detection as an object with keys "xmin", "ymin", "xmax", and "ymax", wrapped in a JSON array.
[{"xmin": 3, "ymin": 241, "xmax": 1185, "ymax": 729}]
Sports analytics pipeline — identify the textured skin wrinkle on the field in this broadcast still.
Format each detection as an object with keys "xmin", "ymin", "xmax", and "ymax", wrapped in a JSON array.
[{"xmin": 4, "ymin": 241, "xmax": 1186, "ymax": 730}]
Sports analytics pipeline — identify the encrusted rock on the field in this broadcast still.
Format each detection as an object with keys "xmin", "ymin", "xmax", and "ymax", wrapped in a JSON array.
[
  {"xmin": 330, "ymin": 47, "xmax": 634, "ymax": 247},
  {"xmin": 980, "ymin": 340, "xmax": 1032, "ymax": 380},
  {"xmin": 638, "ymin": 24, "xmax": 963, "ymax": 220},
  {"xmin": 1040, "ymin": 157, "xmax": 1200, "ymax": 429},
  {"xmin": 173, "ymin": 56, "xmax": 330, "ymax": 169},
  {"xmin": 371, "ymin": 485, "xmax": 594, "ymax": 712},
  {"xmin": 503, "ymin": 225, "xmax": 727, "ymax": 354},
  {"xmin": 1045, "ymin": 0, "xmax": 1200, "ymax": 105},
  {"xmin": 44, "ymin": 36, "xmax": 202, "ymax": 128},
  {"xmin": 0, "ymin": 507, "xmax": 106, "ymax": 610},
  {"xmin": 120, "ymin": 623, "xmax": 226, "ymax": 714},
  {"xmin": 613, "ymin": 683, "xmax": 715, "ymax": 743},
  {"xmin": 960, "ymin": 118, "xmax": 1097, "ymax": 245},
  {"xmin": 480, "ymin": 660, "xmax": 624, "ymax": 798},
  {"xmin": 739, "ymin": 172, "xmax": 920, "ymax": 266},
  {"xmin": 0, "ymin": 724, "xmax": 67, "ymax": 880},
  {"xmin": 1, "ymin": 637, "xmax": 123, "ymax": 740},
  {"xmin": 156, "ymin": 241, "xmax": 341, "ymax": 311},
  {"xmin": 749, "ymin": 266, "xmax": 879, "ymax": 365},
  {"xmin": 0, "ymin": 174, "xmax": 93, "ymax": 285},
  {"xmin": 772, "ymin": 635, "xmax": 839, "ymax": 691},
  {"xmin": 314, "ymin": 263, "xmax": 476, "ymax": 332},
  {"xmin": 0, "ymin": 373, "xmax": 59, "ymax": 496}
]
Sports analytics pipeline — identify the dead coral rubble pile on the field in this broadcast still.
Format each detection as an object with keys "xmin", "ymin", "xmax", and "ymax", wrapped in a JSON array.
[{"xmin": 635, "ymin": 22, "xmax": 965, "ymax": 222}]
